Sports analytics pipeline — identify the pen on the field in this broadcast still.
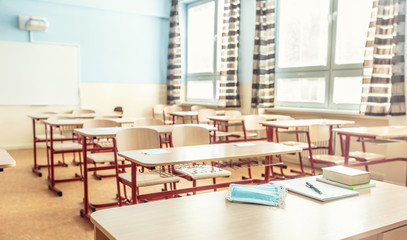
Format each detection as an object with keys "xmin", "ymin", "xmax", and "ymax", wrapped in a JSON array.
[{"xmin": 306, "ymin": 181, "xmax": 322, "ymax": 194}]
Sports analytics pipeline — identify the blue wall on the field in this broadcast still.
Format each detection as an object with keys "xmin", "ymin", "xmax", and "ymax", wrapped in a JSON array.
[{"xmin": 0, "ymin": 0, "xmax": 171, "ymax": 84}]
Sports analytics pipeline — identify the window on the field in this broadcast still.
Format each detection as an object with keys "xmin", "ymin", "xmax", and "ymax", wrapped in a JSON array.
[
  {"xmin": 275, "ymin": 0, "xmax": 372, "ymax": 111},
  {"xmin": 185, "ymin": 0, "xmax": 223, "ymax": 103}
]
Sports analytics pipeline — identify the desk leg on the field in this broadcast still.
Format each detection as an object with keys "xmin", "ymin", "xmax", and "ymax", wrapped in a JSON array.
[
  {"xmin": 80, "ymin": 135, "xmax": 90, "ymax": 220},
  {"xmin": 32, "ymin": 119, "xmax": 42, "ymax": 177},
  {"xmin": 306, "ymin": 131, "xmax": 316, "ymax": 175},
  {"xmin": 344, "ymin": 135, "xmax": 351, "ymax": 166},
  {"xmin": 94, "ymin": 226, "xmax": 110, "ymax": 240},
  {"xmin": 47, "ymin": 126, "xmax": 63, "ymax": 196},
  {"xmin": 131, "ymin": 162, "xmax": 138, "ymax": 204}
]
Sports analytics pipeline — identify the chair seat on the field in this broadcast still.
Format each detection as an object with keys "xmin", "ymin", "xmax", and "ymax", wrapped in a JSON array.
[
  {"xmin": 311, "ymin": 154, "xmax": 357, "ymax": 165},
  {"xmin": 280, "ymin": 141, "xmax": 314, "ymax": 149},
  {"xmin": 211, "ymin": 131, "xmax": 241, "ymax": 138},
  {"xmin": 94, "ymin": 140, "xmax": 114, "ymax": 148},
  {"xmin": 174, "ymin": 164, "xmax": 231, "ymax": 180},
  {"xmin": 221, "ymin": 131, "xmax": 258, "ymax": 138},
  {"xmin": 36, "ymin": 133, "xmax": 66, "ymax": 141},
  {"xmin": 52, "ymin": 142, "xmax": 83, "ymax": 151},
  {"xmin": 87, "ymin": 152, "xmax": 124, "ymax": 164},
  {"xmin": 119, "ymin": 172, "xmax": 181, "ymax": 187},
  {"xmin": 348, "ymin": 151, "xmax": 385, "ymax": 161}
]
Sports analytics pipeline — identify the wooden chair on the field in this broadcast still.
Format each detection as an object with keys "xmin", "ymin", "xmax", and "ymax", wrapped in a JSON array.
[
  {"xmin": 276, "ymin": 124, "xmax": 359, "ymax": 176},
  {"xmin": 45, "ymin": 115, "xmax": 83, "ymax": 195},
  {"xmin": 224, "ymin": 110, "xmax": 242, "ymax": 118},
  {"xmin": 133, "ymin": 118, "xmax": 164, "ymax": 126},
  {"xmin": 114, "ymin": 128, "xmax": 180, "ymax": 204},
  {"xmin": 222, "ymin": 115, "xmax": 267, "ymax": 142},
  {"xmin": 171, "ymin": 125, "xmax": 231, "ymax": 194},
  {"xmin": 197, "ymin": 108, "xmax": 216, "ymax": 124},
  {"xmin": 46, "ymin": 115, "xmax": 82, "ymax": 168},
  {"xmin": 222, "ymin": 115, "xmax": 267, "ymax": 178},
  {"xmin": 162, "ymin": 105, "xmax": 182, "ymax": 124},
  {"xmin": 82, "ymin": 119, "xmax": 127, "ymax": 180},
  {"xmin": 152, "ymin": 104, "xmax": 166, "ymax": 119},
  {"xmin": 133, "ymin": 118, "xmax": 168, "ymax": 147},
  {"xmin": 191, "ymin": 105, "xmax": 205, "ymax": 111}
]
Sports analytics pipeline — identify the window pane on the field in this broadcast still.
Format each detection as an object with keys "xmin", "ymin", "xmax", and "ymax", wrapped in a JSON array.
[
  {"xmin": 333, "ymin": 76, "xmax": 362, "ymax": 104},
  {"xmin": 278, "ymin": 0, "xmax": 330, "ymax": 68},
  {"xmin": 187, "ymin": 2, "xmax": 215, "ymax": 74},
  {"xmin": 335, "ymin": 0, "xmax": 372, "ymax": 64},
  {"xmin": 277, "ymin": 77, "xmax": 325, "ymax": 103},
  {"xmin": 216, "ymin": 1, "xmax": 224, "ymax": 72},
  {"xmin": 187, "ymin": 81, "xmax": 214, "ymax": 99}
]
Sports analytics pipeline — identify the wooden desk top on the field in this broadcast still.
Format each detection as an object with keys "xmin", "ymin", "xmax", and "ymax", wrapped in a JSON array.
[
  {"xmin": 333, "ymin": 125, "xmax": 407, "ymax": 138},
  {"xmin": 208, "ymin": 114, "xmax": 292, "ymax": 122},
  {"xmin": 0, "ymin": 150, "xmax": 16, "ymax": 168},
  {"xmin": 91, "ymin": 180, "xmax": 407, "ymax": 240},
  {"xmin": 170, "ymin": 111, "xmax": 198, "ymax": 117},
  {"xmin": 118, "ymin": 141, "xmax": 301, "ymax": 167},
  {"xmin": 43, "ymin": 119, "xmax": 86, "ymax": 126},
  {"xmin": 74, "ymin": 124, "xmax": 218, "ymax": 138},
  {"xmin": 262, "ymin": 118, "xmax": 355, "ymax": 128}
]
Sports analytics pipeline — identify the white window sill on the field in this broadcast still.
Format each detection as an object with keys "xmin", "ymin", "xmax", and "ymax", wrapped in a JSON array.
[{"xmin": 265, "ymin": 107, "xmax": 394, "ymax": 120}]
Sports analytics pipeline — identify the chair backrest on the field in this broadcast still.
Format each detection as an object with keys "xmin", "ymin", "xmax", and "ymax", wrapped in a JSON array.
[
  {"xmin": 191, "ymin": 105, "xmax": 205, "ymax": 111},
  {"xmin": 152, "ymin": 104, "xmax": 166, "ymax": 119},
  {"xmin": 72, "ymin": 109, "xmax": 95, "ymax": 114},
  {"xmin": 83, "ymin": 119, "xmax": 120, "ymax": 129},
  {"xmin": 225, "ymin": 110, "xmax": 242, "ymax": 118},
  {"xmin": 172, "ymin": 125, "xmax": 210, "ymax": 147},
  {"xmin": 133, "ymin": 118, "xmax": 164, "ymax": 126},
  {"xmin": 116, "ymin": 128, "xmax": 161, "ymax": 151},
  {"xmin": 243, "ymin": 115, "xmax": 266, "ymax": 131},
  {"xmin": 47, "ymin": 115, "xmax": 77, "ymax": 136},
  {"xmin": 309, "ymin": 125, "xmax": 331, "ymax": 142},
  {"xmin": 197, "ymin": 108, "xmax": 217, "ymax": 123},
  {"xmin": 163, "ymin": 105, "xmax": 183, "ymax": 122}
]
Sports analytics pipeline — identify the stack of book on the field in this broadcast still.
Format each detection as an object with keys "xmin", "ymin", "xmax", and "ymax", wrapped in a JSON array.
[{"xmin": 317, "ymin": 166, "xmax": 376, "ymax": 190}]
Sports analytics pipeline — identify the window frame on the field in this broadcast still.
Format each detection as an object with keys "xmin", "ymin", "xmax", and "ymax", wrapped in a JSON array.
[
  {"xmin": 184, "ymin": 0, "xmax": 222, "ymax": 104},
  {"xmin": 274, "ymin": 0, "xmax": 371, "ymax": 112}
]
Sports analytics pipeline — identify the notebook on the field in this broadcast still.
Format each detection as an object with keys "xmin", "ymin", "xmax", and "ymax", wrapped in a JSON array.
[{"xmin": 274, "ymin": 177, "xmax": 358, "ymax": 202}]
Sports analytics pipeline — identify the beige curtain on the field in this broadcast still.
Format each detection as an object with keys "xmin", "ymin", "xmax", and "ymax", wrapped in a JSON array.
[
  {"xmin": 251, "ymin": 0, "xmax": 276, "ymax": 109},
  {"xmin": 166, "ymin": 0, "xmax": 182, "ymax": 104},
  {"xmin": 360, "ymin": 0, "xmax": 406, "ymax": 116},
  {"xmin": 218, "ymin": 0, "xmax": 241, "ymax": 107}
]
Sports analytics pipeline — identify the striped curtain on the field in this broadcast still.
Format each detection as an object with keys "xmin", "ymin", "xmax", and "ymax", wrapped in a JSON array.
[
  {"xmin": 166, "ymin": 0, "xmax": 182, "ymax": 105},
  {"xmin": 360, "ymin": 0, "xmax": 406, "ymax": 116},
  {"xmin": 251, "ymin": 0, "xmax": 276, "ymax": 108},
  {"xmin": 219, "ymin": 0, "xmax": 241, "ymax": 108}
]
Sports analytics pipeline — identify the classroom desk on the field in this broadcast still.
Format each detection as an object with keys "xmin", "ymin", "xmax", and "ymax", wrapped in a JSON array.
[
  {"xmin": 170, "ymin": 111, "xmax": 199, "ymax": 124},
  {"xmin": 208, "ymin": 114, "xmax": 292, "ymax": 143},
  {"xmin": 43, "ymin": 119, "xmax": 86, "ymax": 196},
  {"xmin": 208, "ymin": 114, "xmax": 292, "ymax": 127},
  {"xmin": 0, "ymin": 149, "xmax": 16, "ymax": 172},
  {"xmin": 118, "ymin": 141, "xmax": 301, "ymax": 205},
  {"xmin": 333, "ymin": 126, "xmax": 407, "ymax": 186},
  {"xmin": 75, "ymin": 124, "xmax": 219, "ymax": 220},
  {"xmin": 27, "ymin": 113, "xmax": 122, "ymax": 177},
  {"xmin": 261, "ymin": 119, "xmax": 354, "ymax": 176},
  {"xmin": 91, "ymin": 180, "xmax": 407, "ymax": 240},
  {"xmin": 170, "ymin": 110, "xmax": 226, "ymax": 124}
]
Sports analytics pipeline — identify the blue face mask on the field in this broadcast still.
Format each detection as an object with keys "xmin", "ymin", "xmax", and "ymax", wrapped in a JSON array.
[{"xmin": 225, "ymin": 183, "xmax": 287, "ymax": 206}]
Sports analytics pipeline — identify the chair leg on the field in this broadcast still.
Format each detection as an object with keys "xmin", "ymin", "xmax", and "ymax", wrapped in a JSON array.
[
  {"xmin": 193, "ymin": 180, "xmax": 197, "ymax": 195},
  {"xmin": 212, "ymin": 178, "xmax": 217, "ymax": 192}
]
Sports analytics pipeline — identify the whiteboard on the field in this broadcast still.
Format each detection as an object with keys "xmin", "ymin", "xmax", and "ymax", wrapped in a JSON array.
[{"xmin": 0, "ymin": 41, "xmax": 80, "ymax": 105}]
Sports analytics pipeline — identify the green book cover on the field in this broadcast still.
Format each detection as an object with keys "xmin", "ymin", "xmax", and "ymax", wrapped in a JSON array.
[{"xmin": 316, "ymin": 176, "xmax": 376, "ymax": 190}]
